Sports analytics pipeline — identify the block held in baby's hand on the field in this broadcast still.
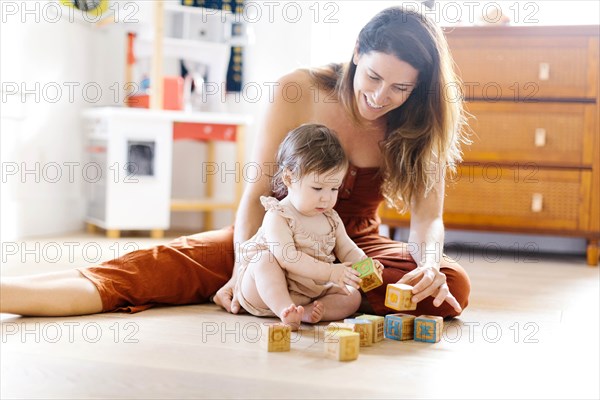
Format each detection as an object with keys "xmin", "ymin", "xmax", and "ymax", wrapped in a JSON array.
[{"xmin": 351, "ymin": 257, "xmax": 383, "ymax": 292}]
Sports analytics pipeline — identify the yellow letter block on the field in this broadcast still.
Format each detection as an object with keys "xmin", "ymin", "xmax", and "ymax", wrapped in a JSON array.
[
  {"xmin": 352, "ymin": 257, "xmax": 383, "ymax": 292},
  {"xmin": 343, "ymin": 318, "xmax": 374, "ymax": 346},
  {"xmin": 324, "ymin": 322, "xmax": 355, "ymax": 336},
  {"xmin": 356, "ymin": 314, "xmax": 385, "ymax": 342},
  {"xmin": 261, "ymin": 323, "xmax": 291, "ymax": 352},
  {"xmin": 384, "ymin": 283, "xmax": 417, "ymax": 311},
  {"xmin": 324, "ymin": 330, "xmax": 360, "ymax": 361}
]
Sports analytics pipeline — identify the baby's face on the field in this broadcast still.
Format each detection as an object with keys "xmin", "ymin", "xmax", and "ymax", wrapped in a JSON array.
[{"xmin": 286, "ymin": 168, "xmax": 347, "ymax": 217}]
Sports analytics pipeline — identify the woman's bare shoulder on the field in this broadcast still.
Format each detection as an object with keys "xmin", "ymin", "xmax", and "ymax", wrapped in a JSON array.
[
  {"xmin": 277, "ymin": 68, "xmax": 313, "ymax": 87},
  {"xmin": 263, "ymin": 68, "xmax": 317, "ymax": 126}
]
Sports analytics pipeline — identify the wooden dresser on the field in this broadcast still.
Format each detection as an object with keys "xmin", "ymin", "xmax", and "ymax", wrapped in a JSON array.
[{"xmin": 379, "ymin": 25, "xmax": 600, "ymax": 266}]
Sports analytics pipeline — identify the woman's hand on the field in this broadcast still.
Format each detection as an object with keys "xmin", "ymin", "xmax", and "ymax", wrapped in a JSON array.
[
  {"xmin": 398, "ymin": 265, "xmax": 462, "ymax": 314},
  {"xmin": 213, "ymin": 277, "xmax": 241, "ymax": 314},
  {"xmin": 330, "ymin": 262, "xmax": 362, "ymax": 295}
]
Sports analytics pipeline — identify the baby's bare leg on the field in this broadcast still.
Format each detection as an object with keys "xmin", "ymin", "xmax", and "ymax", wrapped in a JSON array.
[
  {"xmin": 240, "ymin": 258, "xmax": 304, "ymax": 329},
  {"xmin": 315, "ymin": 286, "xmax": 362, "ymax": 321},
  {"xmin": 0, "ymin": 270, "xmax": 103, "ymax": 316}
]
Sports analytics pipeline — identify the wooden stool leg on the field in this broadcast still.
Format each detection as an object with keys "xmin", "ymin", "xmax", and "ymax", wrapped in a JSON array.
[
  {"xmin": 106, "ymin": 230, "xmax": 120, "ymax": 239},
  {"xmin": 204, "ymin": 141, "xmax": 216, "ymax": 232},
  {"xmin": 204, "ymin": 213, "xmax": 214, "ymax": 232},
  {"xmin": 86, "ymin": 223, "xmax": 97, "ymax": 234},
  {"xmin": 150, "ymin": 229, "xmax": 164, "ymax": 239},
  {"xmin": 587, "ymin": 240, "xmax": 599, "ymax": 267}
]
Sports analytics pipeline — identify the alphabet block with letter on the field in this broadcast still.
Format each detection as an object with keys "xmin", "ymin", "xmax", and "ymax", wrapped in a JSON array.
[
  {"xmin": 261, "ymin": 323, "xmax": 291, "ymax": 352},
  {"xmin": 356, "ymin": 314, "xmax": 385, "ymax": 342},
  {"xmin": 352, "ymin": 257, "xmax": 383, "ymax": 292},
  {"xmin": 324, "ymin": 330, "xmax": 360, "ymax": 361},
  {"xmin": 384, "ymin": 313, "xmax": 416, "ymax": 341},
  {"xmin": 414, "ymin": 315, "xmax": 443, "ymax": 343},
  {"xmin": 343, "ymin": 318, "xmax": 374, "ymax": 346},
  {"xmin": 384, "ymin": 283, "xmax": 417, "ymax": 311}
]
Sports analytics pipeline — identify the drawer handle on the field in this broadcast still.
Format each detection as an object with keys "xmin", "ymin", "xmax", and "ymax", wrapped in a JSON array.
[
  {"xmin": 534, "ymin": 128, "xmax": 546, "ymax": 147},
  {"xmin": 539, "ymin": 62, "xmax": 550, "ymax": 81},
  {"xmin": 531, "ymin": 193, "xmax": 543, "ymax": 213}
]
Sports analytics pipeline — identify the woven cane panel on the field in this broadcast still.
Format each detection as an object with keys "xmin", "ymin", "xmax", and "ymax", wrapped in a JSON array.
[
  {"xmin": 449, "ymin": 37, "xmax": 591, "ymax": 99},
  {"xmin": 445, "ymin": 167, "xmax": 581, "ymax": 224},
  {"xmin": 465, "ymin": 105, "xmax": 585, "ymax": 164}
]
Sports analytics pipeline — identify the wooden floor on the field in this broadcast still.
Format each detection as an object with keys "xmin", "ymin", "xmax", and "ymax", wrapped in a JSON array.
[{"xmin": 1, "ymin": 233, "xmax": 598, "ymax": 399}]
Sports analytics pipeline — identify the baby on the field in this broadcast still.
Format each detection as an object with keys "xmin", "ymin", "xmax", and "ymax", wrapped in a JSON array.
[{"xmin": 234, "ymin": 124, "xmax": 383, "ymax": 329}]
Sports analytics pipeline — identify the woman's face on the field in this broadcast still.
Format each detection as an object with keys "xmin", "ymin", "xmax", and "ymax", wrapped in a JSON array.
[{"xmin": 353, "ymin": 51, "xmax": 419, "ymax": 121}]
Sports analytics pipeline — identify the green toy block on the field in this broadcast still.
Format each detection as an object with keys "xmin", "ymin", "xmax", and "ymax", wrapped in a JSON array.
[{"xmin": 352, "ymin": 257, "xmax": 383, "ymax": 292}]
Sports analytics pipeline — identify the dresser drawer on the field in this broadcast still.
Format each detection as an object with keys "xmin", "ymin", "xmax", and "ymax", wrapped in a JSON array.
[
  {"xmin": 379, "ymin": 167, "xmax": 588, "ymax": 231},
  {"xmin": 446, "ymin": 29, "xmax": 598, "ymax": 100},
  {"xmin": 464, "ymin": 102, "xmax": 596, "ymax": 167},
  {"xmin": 444, "ymin": 166, "xmax": 588, "ymax": 231}
]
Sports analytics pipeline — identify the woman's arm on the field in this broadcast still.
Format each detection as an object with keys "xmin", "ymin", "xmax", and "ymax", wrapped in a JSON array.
[
  {"xmin": 408, "ymin": 174, "xmax": 445, "ymax": 271},
  {"xmin": 399, "ymin": 169, "xmax": 462, "ymax": 313},
  {"xmin": 213, "ymin": 70, "xmax": 314, "ymax": 312}
]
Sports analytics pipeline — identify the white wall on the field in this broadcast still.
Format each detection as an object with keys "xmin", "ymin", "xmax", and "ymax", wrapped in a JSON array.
[{"xmin": 1, "ymin": 1, "xmax": 125, "ymax": 240}]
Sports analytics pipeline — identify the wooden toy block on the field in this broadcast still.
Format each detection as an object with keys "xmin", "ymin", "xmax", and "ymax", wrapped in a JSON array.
[
  {"xmin": 384, "ymin": 283, "xmax": 417, "ymax": 311},
  {"xmin": 261, "ymin": 323, "xmax": 291, "ymax": 352},
  {"xmin": 384, "ymin": 313, "xmax": 416, "ymax": 341},
  {"xmin": 343, "ymin": 318, "xmax": 374, "ymax": 346},
  {"xmin": 326, "ymin": 322, "xmax": 355, "ymax": 330},
  {"xmin": 324, "ymin": 330, "xmax": 360, "ymax": 361},
  {"xmin": 323, "ymin": 322, "xmax": 355, "ymax": 343},
  {"xmin": 414, "ymin": 315, "xmax": 443, "ymax": 343},
  {"xmin": 352, "ymin": 257, "xmax": 383, "ymax": 292},
  {"xmin": 356, "ymin": 314, "xmax": 385, "ymax": 342}
]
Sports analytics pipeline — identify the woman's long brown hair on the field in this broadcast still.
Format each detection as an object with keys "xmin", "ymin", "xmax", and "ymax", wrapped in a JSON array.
[{"xmin": 310, "ymin": 7, "xmax": 470, "ymax": 213}]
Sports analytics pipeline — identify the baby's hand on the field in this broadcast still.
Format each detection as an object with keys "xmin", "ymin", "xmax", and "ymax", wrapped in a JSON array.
[
  {"xmin": 330, "ymin": 262, "xmax": 361, "ymax": 295},
  {"xmin": 372, "ymin": 259, "xmax": 384, "ymax": 275}
]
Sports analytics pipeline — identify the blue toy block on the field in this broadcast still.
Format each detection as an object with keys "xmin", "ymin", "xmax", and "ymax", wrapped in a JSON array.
[{"xmin": 414, "ymin": 315, "xmax": 443, "ymax": 343}]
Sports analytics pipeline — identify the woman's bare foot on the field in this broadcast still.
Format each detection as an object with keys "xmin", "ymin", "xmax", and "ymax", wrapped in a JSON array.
[
  {"xmin": 301, "ymin": 301, "xmax": 325, "ymax": 324},
  {"xmin": 280, "ymin": 304, "xmax": 304, "ymax": 331}
]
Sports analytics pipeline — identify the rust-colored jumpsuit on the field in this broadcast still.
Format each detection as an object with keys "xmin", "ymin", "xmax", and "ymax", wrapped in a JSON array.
[{"xmin": 79, "ymin": 165, "xmax": 470, "ymax": 317}]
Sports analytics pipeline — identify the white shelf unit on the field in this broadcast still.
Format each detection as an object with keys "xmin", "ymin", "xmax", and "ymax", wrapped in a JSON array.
[
  {"xmin": 82, "ymin": 108, "xmax": 174, "ymax": 238},
  {"xmin": 164, "ymin": 2, "xmax": 248, "ymax": 46},
  {"xmin": 134, "ymin": 0, "xmax": 247, "ymax": 112},
  {"xmin": 82, "ymin": 2, "xmax": 251, "ymax": 237},
  {"xmin": 82, "ymin": 107, "xmax": 251, "ymax": 237}
]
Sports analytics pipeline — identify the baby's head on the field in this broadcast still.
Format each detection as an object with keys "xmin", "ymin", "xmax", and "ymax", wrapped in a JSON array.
[{"xmin": 272, "ymin": 124, "xmax": 348, "ymax": 201}]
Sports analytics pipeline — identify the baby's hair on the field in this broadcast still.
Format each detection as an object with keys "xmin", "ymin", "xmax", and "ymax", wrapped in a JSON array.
[{"xmin": 272, "ymin": 124, "xmax": 348, "ymax": 198}]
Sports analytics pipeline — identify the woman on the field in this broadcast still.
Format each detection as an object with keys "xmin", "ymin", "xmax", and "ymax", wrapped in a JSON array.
[
  {"xmin": 216, "ymin": 6, "xmax": 470, "ymax": 317},
  {"xmin": 0, "ymin": 7, "xmax": 470, "ymax": 318}
]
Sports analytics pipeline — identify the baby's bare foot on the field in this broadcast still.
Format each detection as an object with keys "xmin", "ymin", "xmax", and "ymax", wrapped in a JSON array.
[
  {"xmin": 280, "ymin": 304, "xmax": 304, "ymax": 331},
  {"xmin": 302, "ymin": 301, "xmax": 324, "ymax": 324}
]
